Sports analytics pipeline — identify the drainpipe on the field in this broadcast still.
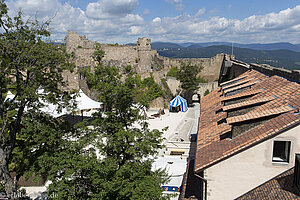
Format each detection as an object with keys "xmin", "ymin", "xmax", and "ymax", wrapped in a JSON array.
[{"xmin": 194, "ymin": 173, "xmax": 207, "ymax": 200}]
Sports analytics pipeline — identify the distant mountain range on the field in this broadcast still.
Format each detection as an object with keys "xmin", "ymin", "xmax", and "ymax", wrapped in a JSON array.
[
  {"xmin": 146, "ymin": 42, "xmax": 300, "ymax": 70},
  {"xmin": 151, "ymin": 42, "xmax": 300, "ymax": 52}
]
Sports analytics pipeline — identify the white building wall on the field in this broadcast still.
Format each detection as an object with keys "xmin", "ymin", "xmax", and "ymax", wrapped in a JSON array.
[{"xmin": 204, "ymin": 124, "xmax": 300, "ymax": 200}]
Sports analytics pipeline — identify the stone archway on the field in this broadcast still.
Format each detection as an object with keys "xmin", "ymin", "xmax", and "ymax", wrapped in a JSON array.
[{"xmin": 192, "ymin": 93, "xmax": 200, "ymax": 103}]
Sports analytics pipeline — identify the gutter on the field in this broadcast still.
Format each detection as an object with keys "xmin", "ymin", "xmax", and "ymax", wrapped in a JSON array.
[{"xmin": 194, "ymin": 173, "xmax": 207, "ymax": 200}]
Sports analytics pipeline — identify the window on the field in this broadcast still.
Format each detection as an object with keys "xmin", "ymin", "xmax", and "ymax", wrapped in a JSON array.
[
  {"xmin": 272, "ymin": 141, "xmax": 291, "ymax": 163},
  {"xmin": 170, "ymin": 149, "xmax": 185, "ymax": 155}
]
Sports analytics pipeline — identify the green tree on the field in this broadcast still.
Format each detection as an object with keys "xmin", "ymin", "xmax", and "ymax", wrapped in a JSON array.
[
  {"xmin": 135, "ymin": 73, "xmax": 164, "ymax": 108},
  {"xmin": 45, "ymin": 50, "xmax": 169, "ymax": 199},
  {"xmin": 166, "ymin": 67, "xmax": 179, "ymax": 77},
  {"xmin": 0, "ymin": 1, "xmax": 73, "ymax": 198},
  {"xmin": 204, "ymin": 89, "xmax": 210, "ymax": 96},
  {"xmin": 177, "ymin": 63, "xmax": 203, "ymax": 105}
]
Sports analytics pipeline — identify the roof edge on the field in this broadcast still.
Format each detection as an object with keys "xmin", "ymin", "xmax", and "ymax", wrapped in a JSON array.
[
  {"xmin": 234, "ymin": 167, "xmax": 295, "ymax": 199},
  {"xmin": 195, "ymin": 119, "xmax": 300, "ymax": 173}
]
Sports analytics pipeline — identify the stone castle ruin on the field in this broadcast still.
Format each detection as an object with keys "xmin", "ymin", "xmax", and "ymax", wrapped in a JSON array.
[{"xmin": 64, "ymin": 31, "xmax": 232, "ymax": 102}]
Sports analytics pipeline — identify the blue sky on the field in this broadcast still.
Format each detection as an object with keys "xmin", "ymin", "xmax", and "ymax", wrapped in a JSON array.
[{"xmin": 5, "ymin": 0, "xmax": 300, "ymax": 44}]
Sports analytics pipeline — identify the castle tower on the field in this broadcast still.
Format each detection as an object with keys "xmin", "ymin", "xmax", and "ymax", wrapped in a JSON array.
[
  {"xmin": 65, "ymin": 31, "xmax": 95, "ymax": 54},
  {"xmin": 136, "ymin": 37, "xmax": 152, "ymax": 74}
]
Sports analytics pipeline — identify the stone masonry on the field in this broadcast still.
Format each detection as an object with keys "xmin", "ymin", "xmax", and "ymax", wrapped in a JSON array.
[{"xmin": 64, "ymin": 31, "xmax": 230, "ymax": 95}]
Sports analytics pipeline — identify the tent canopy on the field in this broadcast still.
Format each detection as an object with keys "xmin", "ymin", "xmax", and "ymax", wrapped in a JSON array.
[
  {"xmin": 75, "ymin": 89, "xmax": 102, "ymax": 111},
  {"xmin": 4, "ymin": 91, "xmax": 15, "ymax": 102},
  {"xmin": 5, "ymin": 89, "xmax": 102, "ymax": 117},
  {"xmin": 42, "ymin": 89, "xmax": 102, "ymax": 117},
  {"xmin": 169, "ymin": 95, "xmax": 188, "ymax": 112},
  {"xmin": 38, "ymin": 89, "xmax": 103, "ymax": 117}
]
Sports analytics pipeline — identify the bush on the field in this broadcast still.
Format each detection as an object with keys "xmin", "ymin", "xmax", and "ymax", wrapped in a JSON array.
[
  {"xmin": 204, "ymin": 89, "xmax": 210, "ymax": 96},
  {"xmin": 198, "ymin": 76, "xmax": 208, "ymax": 83},
  {"xmin": 166, "ymin": 67, "xmax": 179, "ymax": 77}
]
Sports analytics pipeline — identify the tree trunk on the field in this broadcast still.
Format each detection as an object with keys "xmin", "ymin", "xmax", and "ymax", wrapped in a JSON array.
[{"xmin": 0, "ymin": 148, "xmax": 17, "ymax": 200}]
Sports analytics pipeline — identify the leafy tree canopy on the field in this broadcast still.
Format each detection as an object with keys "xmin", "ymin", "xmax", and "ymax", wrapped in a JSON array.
[
  {"xmin": 135, "ymin": 73, "xmax": 165, "ymax": 108},
  {"xmin": 166, "ymin": 67, "xmax": 179, "ymax": 77},
  {"xmin": 0, "ymin": 1, "xmax": 74, "ymax": 198},
  {"xmin": 204, "ymin": 89, "xmax": 210, "ymax": 96},
  {"xmin": 44, "ymin": 49, "xmax": 169, "ymax": 199},
  {"xmin": 176, "ymin": 63, "xmax": 205, "ymax": 104}
]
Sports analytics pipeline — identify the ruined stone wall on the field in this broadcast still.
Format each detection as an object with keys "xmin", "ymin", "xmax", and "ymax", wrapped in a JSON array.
[
  {"xmin": 165, "ymin": 77, "xmax": 218, "ymax": 98},
  {"xmin": 75, "ymin": 48, "xmax": 96, "ymax": 67},
  {"xmin": 65, "ymin": 31, "xmax": 156, "ymax": 74},
  {"xmin": 64, "ymin": 31, "xmax": 227, "ymax": 96},
  {"xmin": 102, "ymin": 45, "xmax": 137, "ymax": 65},
  {"xmin": 197, "ymin": 82, "xmax": 219, "ymax": 98},
  {"xmin": 155, "ymin": 54, "xmax": 226, "ymax": 82},
  {"xmin": 137, "ymin": 37, "xmax": 153, "ymax": 74},
  {"xmin": 65, "ymin": 30, "xmax": 94, "ymax": 54},
  {"xmin": 165, "ymin": 77, "xmax": 180, "ymax": 96},
  {"xmin": 61, "ymin": 70, "xmax": 79, "ymax": 91}
]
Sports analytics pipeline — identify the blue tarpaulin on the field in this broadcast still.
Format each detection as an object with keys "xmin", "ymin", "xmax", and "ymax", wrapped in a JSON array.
[{"xmin": 169, "ymin": 95, "xmax": 188, "ymax": 112}]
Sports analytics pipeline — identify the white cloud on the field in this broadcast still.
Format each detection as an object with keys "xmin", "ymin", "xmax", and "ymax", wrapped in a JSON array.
[
  {"xmin": 6, "ymin": 0, "xmax": 144, "ymax": 43},
  {"xmin": 121, "ymin": 14, "xmax": 144, "ymax": 24},
  {"xmin": 175, "ymin": 3, "xmax": 184, "ymax": 11},
  {"xmin": 146, "ymin": 5, "xmax": 300, "ymax": 43},
  {"xmin": 165, "ymin": 0, "xmax": 184, "ymax": 12},
  {"xmin": 128, "ymin": 25, "xmax": 143, "ymax": 35},
  {"xmin": 165, "ymin": 0, "xmax": 182, "ymax": 3},
  {"xmin": 195, "ymin": 8, "xmax": 206, "ymax": 17},
  {"xmin": 152, "ymin": 17, "xmax": 161, "ymax": 23},
  {"xmin": 86, "ymin": 0, "xmax": 139, "ymax": 19},
  {"xmin": 143, "ymin": 8, "xmax": 150, "ymax": 15},
  {"xmin": 4, "ymin": 1, "xmax": 300, "ymax": 44},
  {"xmin": 209, "ymin": 8, "xmax": 218, "ymax": 15},
  {"xmin": 7, "ymin": 0, "xmax": 61, "ymax": 18}
]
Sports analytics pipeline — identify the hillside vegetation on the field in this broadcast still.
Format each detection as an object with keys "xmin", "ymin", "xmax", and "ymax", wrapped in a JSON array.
[{"xmin": 156, "ymin": 45, "xmax": 300, "ymax": 70}]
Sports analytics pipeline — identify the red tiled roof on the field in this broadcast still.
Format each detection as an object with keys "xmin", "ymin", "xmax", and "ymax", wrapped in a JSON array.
[
  {"xmin": 223, "ymin": 79, "xmax": 261, "ymax": 94},
  {"xmin": 221, "ymin": 89, "xmax": 263, "ymax": 102},
  {"xmin": 222, "ymin": 96, "xmax": 275, "ymax": 111},
  {"xmin": 222, "ymin": 77, "xmax": 253, "ymax": 90},
  {"xmin": 236, "ymin": 168, "xmax": 300, "ymax": 199},
  {"xmin": 220, "ymin": 74, "xmax": 249, "ymax": 86},
  {"xmin": 195, "ymin": 70, "xmax": 300, "ymax": 172},
  {"xmin": 227, "ymin": 105, "xmax": 294, "ymax": 124},
  {"xmin": 223, "ymin": 70, "xmax": 268, "ymax": 94}
]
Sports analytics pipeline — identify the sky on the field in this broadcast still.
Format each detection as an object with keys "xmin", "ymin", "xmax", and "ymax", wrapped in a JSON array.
[{"xmin": 5, "ymin": 0, "xmax": 300, "ymax": 44}]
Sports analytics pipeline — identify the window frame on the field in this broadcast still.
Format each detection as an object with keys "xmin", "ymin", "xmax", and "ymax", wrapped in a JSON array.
[{"xmin": 272, "ymin": 140, "xmax": 291, "ymax": 163}]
